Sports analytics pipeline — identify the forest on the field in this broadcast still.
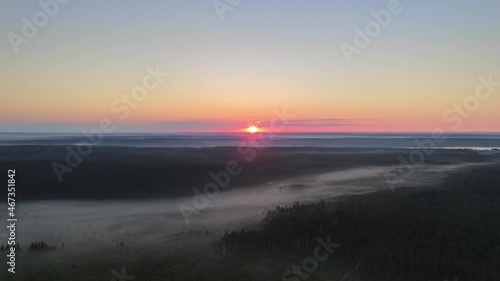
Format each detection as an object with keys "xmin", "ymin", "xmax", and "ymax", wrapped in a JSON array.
[
  {"xmin": 221, "ymin": 164, "xmax": 500, "ymax": 281},
  {"xmin": 0, "ymin": 145, "xmax": 494, "ymax": 200}
]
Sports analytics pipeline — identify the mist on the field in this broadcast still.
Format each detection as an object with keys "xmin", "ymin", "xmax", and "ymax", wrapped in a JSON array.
[{"xmin": 1, "ymin": 162, "xmax": 481, "ymax": 257}]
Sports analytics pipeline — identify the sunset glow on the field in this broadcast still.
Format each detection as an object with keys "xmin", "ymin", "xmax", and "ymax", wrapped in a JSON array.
[
  {"xmin": 1, "ymin": 1, "xmax": 499, "ymax": 133},
  {"xmin": 246, "ymin": 126, "xmax": 259, "ymax": 134}
]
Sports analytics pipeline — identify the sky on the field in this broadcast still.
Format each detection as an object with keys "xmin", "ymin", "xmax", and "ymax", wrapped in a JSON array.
[{"xmin": 1, "ymin": 0, "xmax": 499, "ymax": 132}]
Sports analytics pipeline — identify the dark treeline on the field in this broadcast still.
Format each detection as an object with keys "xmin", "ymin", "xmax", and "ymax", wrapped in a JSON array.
[
  {"xmin": 1, "ymin": 242, "xmax": 21, "ymax": 252},
  {"xmin": 222, "ymin": 165, "xmax": 500, "ymax": 281},
  {"xmin": 0, "ymin": 146, "xmax": 494, "ymax": 200},
  {"xmin": 28, "ymin": 241, "xmax": 61, "ymax": 252}
]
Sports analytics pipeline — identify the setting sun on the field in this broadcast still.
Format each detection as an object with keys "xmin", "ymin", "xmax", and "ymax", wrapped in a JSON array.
[{"xmin": 246, "ymin": 126, "xmax": 259, "ymax": 133}]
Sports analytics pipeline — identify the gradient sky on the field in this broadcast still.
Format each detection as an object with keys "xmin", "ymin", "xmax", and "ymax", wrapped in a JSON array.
[{"xmin": 1, "ymin": 0, "xmax": 499, "ymax": 132}]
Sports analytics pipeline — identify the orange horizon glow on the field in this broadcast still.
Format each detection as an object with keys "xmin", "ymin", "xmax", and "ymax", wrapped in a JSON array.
[
  {"xmin": 3, "ymin": 118, "xmax": 500, "ymax": 133},
  {"xmin": 2, "ymin": 2, "xmax": 500, "ymax": 133}
]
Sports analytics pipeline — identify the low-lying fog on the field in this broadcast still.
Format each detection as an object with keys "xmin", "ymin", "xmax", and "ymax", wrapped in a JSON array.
[{"xmin": 0, "ymin": 163, "xmax": 482, "ymax": 255}]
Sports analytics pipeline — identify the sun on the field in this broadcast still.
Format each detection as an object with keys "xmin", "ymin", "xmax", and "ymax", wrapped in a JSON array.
[{"xmin": 246, "ymin": 126, "xmax": 259, "ymax": 134}]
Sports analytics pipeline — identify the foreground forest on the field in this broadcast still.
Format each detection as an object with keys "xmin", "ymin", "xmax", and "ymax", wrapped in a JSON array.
[
  {"xmin": 222, "ymin": 164, "xmax": 500, "ymax": 281},
  {"xmin": 3, "ymin": 163, "xmax": 500, "ymax": 281}
]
